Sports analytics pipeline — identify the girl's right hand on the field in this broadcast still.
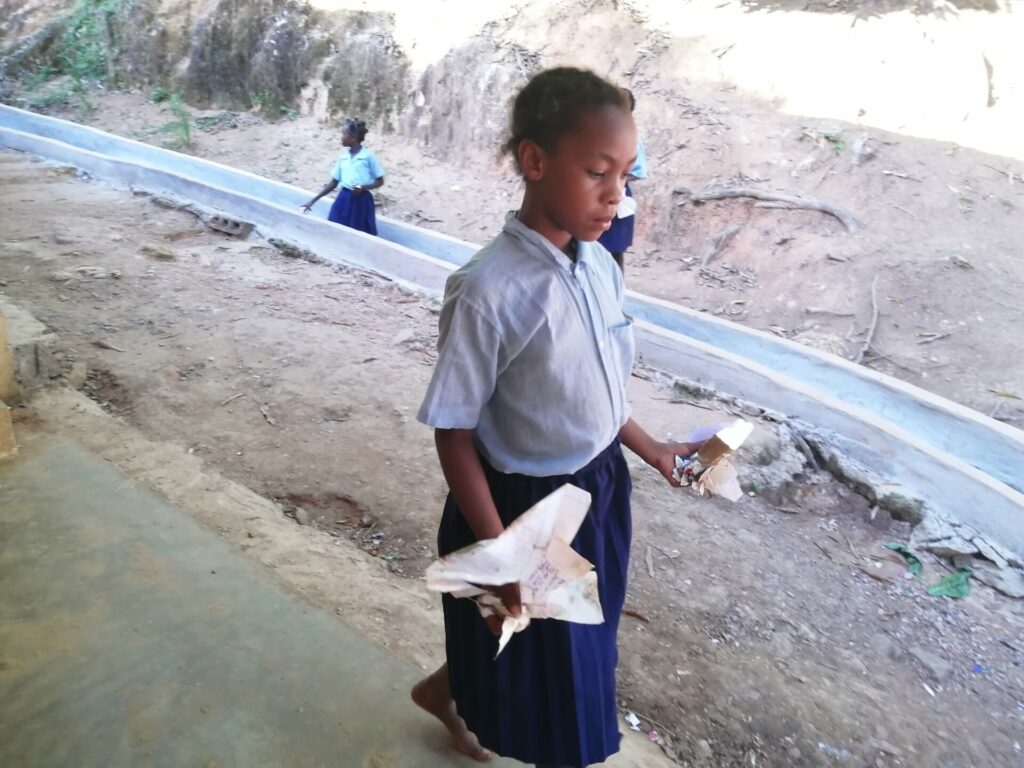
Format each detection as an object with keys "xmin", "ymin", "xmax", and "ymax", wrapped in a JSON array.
[
  {"xmin": 484, "ymin": 581, "xmax": 522, "ymax": 636},
  {"xmin": 300, "ymin": 202, "xmax": 313, "ymax": 213}
]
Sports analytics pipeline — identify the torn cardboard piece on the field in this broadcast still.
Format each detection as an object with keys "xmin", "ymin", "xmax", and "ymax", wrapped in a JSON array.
[
  {"xmin": 674, "ymin": 420, "xmax": 754, "ymax": 502},
  {"xmin": 425, "ymin": 484, "xmax": 603, "ymax": 656}
]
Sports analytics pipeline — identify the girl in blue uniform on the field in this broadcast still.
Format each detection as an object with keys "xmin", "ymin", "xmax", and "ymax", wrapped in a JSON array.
[
  {"xmin": 411, "ymin": 68, "xmax": 701, "ymax": 768},
  {"xmin": 301, "ymin": 118, "xmax": 384, "ymax": 235}
]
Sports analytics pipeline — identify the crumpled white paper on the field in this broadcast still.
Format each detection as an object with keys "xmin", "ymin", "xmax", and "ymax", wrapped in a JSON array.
[
  {"xmin": 616, "ymin": 195, "xmax": 638, "ymax": 219},
  {"xmin": 425, "ymin": 484, "xmax": 604, "ymax": 656},
  {"xmin": 674, "ymin": 419, "xmax": 754, "ymax": 502}
]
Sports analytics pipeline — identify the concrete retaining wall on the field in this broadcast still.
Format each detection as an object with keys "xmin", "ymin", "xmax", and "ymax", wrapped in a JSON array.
[
  {"xmin": 637, "ymin": 322, "xmax": 1024, "ymax": 556},
  {"xmin": 0, "ymin": 106, "xmax": 480, "ymax": 267}
]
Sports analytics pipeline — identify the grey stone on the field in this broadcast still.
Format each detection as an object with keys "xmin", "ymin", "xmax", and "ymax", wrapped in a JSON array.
[
  {"xmin": 909, "ymin": 647, "xmax": 954, "ymax": 683},
  {"xmin": 912, "ymin": 515, "xmax": 978, "ymax": 557},
  {"xmin": 922, "ymin": 538, "xmax": 979, "ymax": 558},
  {"xmin": 866, "ymin": 505, "xmax": 893, "ymax": 531},
  {"xmin": 321, "ymin": 406, "xmax": 351, "ymax": 423},
  {"xmin": 969, "ymin": 560, "xmax": 1024, "ymax": 598},
  {"xmin": 293, "ymin": 506, "xmax": 311, "ymax": 526},
  {"xmin": 850, "ymin": 137, "xmax": 876, "ymax": 166},
  {"xmin": 953, "ymin": 522, "xmax": 979, "ymax": 539},
  {"xmin": 985, "ymin": 539, "xmax": 1023, "ymax": 569},
  {"xmin": 694, "ymin": 739, "xmax": 713, "ymax": 761},
  {"xmin": 868, "ymin": 738, "xmax": 901, "ymax": 756},
  {"xmin": 974, "ymin": 538, "xmax": 1009, "ymax": 570},
  {"xmin": 818, "ymin": 742, "xmax": 853, "ymax": 763},
  {"xmin": 867, "ymin": 632, "xmax": 896, "ymax": 660},
  {"xmin": 66, "ymin": 361, "xmax": 88, "ymax": 390},
  {"xmin": 876, "ymin": 484, "xmax": 925, "ymax": 524}
]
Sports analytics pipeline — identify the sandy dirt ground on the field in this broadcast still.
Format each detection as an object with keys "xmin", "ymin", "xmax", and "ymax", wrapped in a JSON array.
[{"xmin": 2, "ymin": 151, "xmax": 1023, "ymax": 766}]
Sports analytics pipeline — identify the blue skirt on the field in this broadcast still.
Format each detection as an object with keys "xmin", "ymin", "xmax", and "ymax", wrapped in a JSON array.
[
  {"xmin": 597, "ymin": 184, "xmax": 634, "ymax": 254},
  {"xmin": 438, "ymin": 441, "xmax": 632, "ymax": 767},
  {"xmin": 327, "ymin": 187, "xmax": 377, "ymax": 235}
]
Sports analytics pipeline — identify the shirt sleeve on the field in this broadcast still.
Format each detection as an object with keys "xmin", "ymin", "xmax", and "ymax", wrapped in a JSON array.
[
  {"xmin": 330, "ymin": 155, "xmax": 343, "ymax": 182},
  {"xmin": 417, "ymin": 296, "xmax": 501, "ymax": 429},
  {"xmin": 630, "ymin": 138, "xmax": 648, "ymax": 180},
  {"xmin": 368, "ymin": 151, "xmax": 384, "ymax": 180}
]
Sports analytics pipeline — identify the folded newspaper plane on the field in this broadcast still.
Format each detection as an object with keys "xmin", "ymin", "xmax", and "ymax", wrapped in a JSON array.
[
  {"xmin": 425, "ymin": 484, "xmax": 604, "ymax": 657},
  {"xmin": 674, "ymin": 419, "xmax": 754, "ymax": 502}
]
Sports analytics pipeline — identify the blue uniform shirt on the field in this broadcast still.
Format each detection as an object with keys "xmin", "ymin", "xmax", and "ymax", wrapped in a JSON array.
[
  {"xmin": 418, "ymin": 215, "xmax": 636, "ymax": 477},
  {"xmin": 330, "ymin": 147, "xmax": 384, "ymax": 189},
  {"xmin": 630, "ymin": 138, "xmax": 648, "ymax": 180}
]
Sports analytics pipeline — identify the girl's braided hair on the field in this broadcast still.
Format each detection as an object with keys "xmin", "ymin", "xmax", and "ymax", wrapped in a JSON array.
[
  {"xmin": 503, "ymin": 67, "xmax": 629, "ymax": 170},
  {"xmin": 343, "ymin": 117, "xmax": 368, "ymax": 142}
]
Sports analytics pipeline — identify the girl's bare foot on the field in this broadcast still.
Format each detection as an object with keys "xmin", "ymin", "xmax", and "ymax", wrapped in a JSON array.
[{"xmin": 411, "ymin": 665, "xmax": 491, "ymax": 762}]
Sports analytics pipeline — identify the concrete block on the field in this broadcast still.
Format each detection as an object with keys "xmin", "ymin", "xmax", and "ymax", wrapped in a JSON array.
[
  {"xmin": 0, "ymin": 311, "xmax": 18, "ymax": 403},
  {"xmin": 207, "ymin": 214, "xmax": 254, "ymax": 238},
  {"xmin": 0, "ymin": 400, "xmax": 16, "ymax": 461},
  {"xmin": 0, "ymin": 300, "xmax": 61, "ymax": 396}
]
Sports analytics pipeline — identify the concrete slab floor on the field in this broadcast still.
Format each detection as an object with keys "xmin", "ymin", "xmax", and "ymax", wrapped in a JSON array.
[{"xmin": 0, "ymin": 439, "xmax": 520, "ymax": 768}]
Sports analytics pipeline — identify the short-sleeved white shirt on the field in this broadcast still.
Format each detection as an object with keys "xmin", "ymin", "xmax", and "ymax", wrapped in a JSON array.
[
  {"xmin": 330, "ymin": 147, "xmax": 384, "ymax": 189},
  {"xmin": 417, "ymin": 215, "xmax": 635, "ymax": 477}
]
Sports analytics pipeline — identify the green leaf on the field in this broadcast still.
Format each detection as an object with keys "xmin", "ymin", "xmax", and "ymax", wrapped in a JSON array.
[
  {"xmin": 927, "ymin": 569, "xmax": 972, "ymax": 598},
  {"xmin": 883, "ymin": 542, "xmax": 922, "ymax": 577}
]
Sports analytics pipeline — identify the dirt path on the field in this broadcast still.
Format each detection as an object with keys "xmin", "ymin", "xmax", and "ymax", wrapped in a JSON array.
[{"xmin": 3, "ymin": 151, "xmax": 1023, "ymax": 766}]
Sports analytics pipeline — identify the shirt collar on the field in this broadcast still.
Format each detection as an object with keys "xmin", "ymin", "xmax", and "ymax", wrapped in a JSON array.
[{"xmin": 503, "ymin": 213, "xmax": 597, "ymax": 272}]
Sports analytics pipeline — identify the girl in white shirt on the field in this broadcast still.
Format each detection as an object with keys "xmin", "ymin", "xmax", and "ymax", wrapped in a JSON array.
[{"xmin": 411, "ymin": 67, "xmax": 701, "ymax": 768}]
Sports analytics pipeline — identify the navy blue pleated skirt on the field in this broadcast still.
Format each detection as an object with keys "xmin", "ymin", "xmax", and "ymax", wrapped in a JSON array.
[
  {"xmin": 438, "ymin": 440, "xmax": 632, "ymax": 767},
  {"xmin": 597, "ymin": 184, "xmax": 634, "ymax": 254},
  {"xmin": 327, "ymin": 187, "xmax": 377, "ymax": 235}
]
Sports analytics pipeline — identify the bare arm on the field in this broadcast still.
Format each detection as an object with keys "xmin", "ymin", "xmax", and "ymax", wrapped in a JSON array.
[
  {"xmin": 619, "ymin": 418, "xmax": 701, "ymax": 487},
  {"xmin": 301, "ymin": 178, "xmax": 339, "ymax": 211},
  {"xmin": 435, "ymin": 427, "xmax": 520, "ymax": 630},
  {"xmin": 435, "ymin": 428, "xmax": 503, "ymax": 540}
]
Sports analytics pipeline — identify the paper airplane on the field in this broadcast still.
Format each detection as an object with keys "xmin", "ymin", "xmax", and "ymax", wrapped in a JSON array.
[{"xmin": 426, "ymin": 484, "xmax": 604, "ymax": 656}]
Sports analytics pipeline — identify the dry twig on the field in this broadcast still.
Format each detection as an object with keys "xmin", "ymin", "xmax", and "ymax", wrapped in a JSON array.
[
  {"xmin": 91, "ymin": 339, "xmax": 126, "ymax": 352},
  {"xmin": 981, "ymin": 163, "xmax": 1024, "ymax": 184},
  {"xmin": 855, "ymin": 275, "xmax": 880, "ymax": 364},
  {"xmin": 670, "ymin": 397, "xmax": 717, "ymax": 411},
  {"xmin": 916, "ymin": 332, "xmax": 951, "ymax": 345},
  {"xmin": 700, "ymin": 224, "xmax": 743, "ymax": 267},
  {"xmin": 882, "ymin": 170, "xmax": 919, "ymax": 181},
  {"xmin": 258, "ymin": 403, "xmax": 277, "ymax": 427},
  {"xmin": 622, "ymin": 608, "xmax": 650, "ymax": 623},
  {"xmin": 676, "ymin": 185, "xmax": 860, "ymax": 231}
]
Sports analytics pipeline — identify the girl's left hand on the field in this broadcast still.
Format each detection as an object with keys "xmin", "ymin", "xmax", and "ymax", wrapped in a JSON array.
[
  {"xmin": 648, "ymin": 441, "xmax": 702, "ymax": 487},
  {"xmin": 352, "ymin": 185, "xmax": 364, "ymax": 194}
]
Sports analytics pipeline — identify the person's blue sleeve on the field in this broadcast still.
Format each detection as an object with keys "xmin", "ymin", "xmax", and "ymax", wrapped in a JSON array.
[
  {"xmin": 631, "ymin": 138, "xmax": 648, "ymax": 180},
  {"xmin": 369, "ymin": 151, "xmax": 384, "ymax": 180}
]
